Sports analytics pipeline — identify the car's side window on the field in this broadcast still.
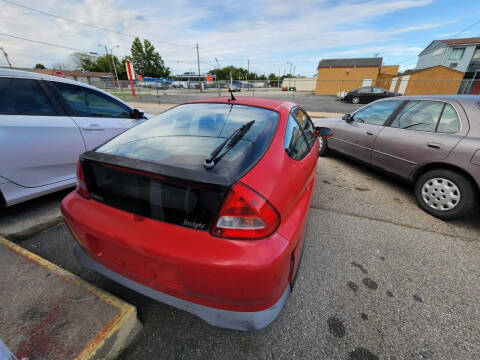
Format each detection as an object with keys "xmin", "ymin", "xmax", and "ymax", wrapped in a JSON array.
[
  {"xmin": 372, "ymin": 87, "xmax": 384, "ymax": 93},
  {"xmin": 390, "ymin": 100, "xmax": 443, "ymax": 132},
  {"xmin": 357, "ymin": 87, "xmax": 370, "ymax": 93},
  {"xmin": 292, "ymin": 107, "xmax": 316, "ymax": 148},
  {"xmin": 437, "ymin": 104, "xmax": 460, "ymax": 134},
  {"xmin": 0, "ymin": 77, "xmax": 56, "ymax": 116},
  {"xmin": 284, "ymin": 114, "xmax": 308, "ymax": 161},
  {"xmin": 352, "ymin": 100, "xmax": 400, "ymax": 126},
  {"xmin": 52, "ymin": 82, "xmax": 131, "ymax": 118}
]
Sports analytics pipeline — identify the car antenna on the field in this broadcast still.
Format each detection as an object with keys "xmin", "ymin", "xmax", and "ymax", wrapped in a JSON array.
[{"xmin": 226, "ymin": 81, "xmax": 236, "ymax": 101}]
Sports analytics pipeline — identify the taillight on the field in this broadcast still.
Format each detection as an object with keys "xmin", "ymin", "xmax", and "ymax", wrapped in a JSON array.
[
  {"xmin": 76, "ymin": 160, "xmax": 90, "ymax": 199},
  {"xmin": 211, "ymin": 183, "xmax": 280, "ymax": 239}
]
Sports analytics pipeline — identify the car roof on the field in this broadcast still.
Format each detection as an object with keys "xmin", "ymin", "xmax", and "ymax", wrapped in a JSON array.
[
  {"xmin": 0, "ymin": 68, "xmax": 133, "ymax": 109},
  {"xmin": 379, "ymin": 94, "xmax": 479, "ymax": 104},
  {"xmin": 187, "ymin": 96, "xmax": 295, "ymax": 111}
]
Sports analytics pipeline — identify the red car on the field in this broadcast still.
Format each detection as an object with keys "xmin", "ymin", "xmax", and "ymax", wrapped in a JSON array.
[{"xmin": 61, "ymin": 96, "xmax": 330, "ymax": 330}]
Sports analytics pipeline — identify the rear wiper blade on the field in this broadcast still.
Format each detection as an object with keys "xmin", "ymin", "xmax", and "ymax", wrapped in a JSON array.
[{"xmin": 204, "ymin": 120, "xmax": 255, "ymax": 170}]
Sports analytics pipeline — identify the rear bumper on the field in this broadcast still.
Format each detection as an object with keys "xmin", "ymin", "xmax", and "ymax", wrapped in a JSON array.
[
  {"xmin": 61, "ymin": 191, "xmax": 296, "ymax": 329},
  {"xmin": 75, "ymin": 244, "xmax": 290, "ymax": 331}
]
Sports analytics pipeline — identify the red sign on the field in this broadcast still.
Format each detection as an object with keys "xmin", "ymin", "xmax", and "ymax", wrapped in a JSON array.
[
  {"xmin": 206, "ymin": 75, "xmax": 213, "ymax": 82},
  {"xmin": 54, "ymin": 71, "xmax": 65, "ymax": 78},
  {"xmin": 124, "ymin": 61, "xmax": 136, "ymax": 97}
]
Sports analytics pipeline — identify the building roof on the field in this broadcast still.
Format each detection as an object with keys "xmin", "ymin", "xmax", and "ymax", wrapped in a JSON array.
[
  {"xmin": 317, "ymin": 57, "xmax": 383, "ymax": 69},
  {"xmin": 438, "ymin": 37, "xmax": 480, "ymax": 46}
]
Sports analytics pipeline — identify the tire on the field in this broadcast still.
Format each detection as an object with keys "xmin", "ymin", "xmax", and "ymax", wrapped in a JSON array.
[
  {"xmin": 414, "ymin": 169, "xmax": 476, "ymax": 220},
  {"xmin": 351, "ymin": 96, "xmax": 360, "ymax": 104},
  {"xmin": 318, "ymin": 136, "xmax": 329, "ymax": 156},
  {"xmin": 290, "ymin": 233, "xmax": 306, "ymax": 292}
]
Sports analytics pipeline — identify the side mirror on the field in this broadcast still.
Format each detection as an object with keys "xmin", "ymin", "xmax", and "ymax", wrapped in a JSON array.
[
  {"xmin": 342, "ymin": 113, "xmax": 352, "ymax": 122},
  {"xmin": 315, "ymin": 126, "xmax": 334, "ymax": 138},
  {"xmin": 132, "ymin": 108, "xmax": 145, "ymax": 119}
]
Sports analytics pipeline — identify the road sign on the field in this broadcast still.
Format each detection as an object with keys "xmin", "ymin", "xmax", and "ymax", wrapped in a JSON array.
[{"xmin": 125, "ymin": 61, "xmax": 136, "ymax": 97}]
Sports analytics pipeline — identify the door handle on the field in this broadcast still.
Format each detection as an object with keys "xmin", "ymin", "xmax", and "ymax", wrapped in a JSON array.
[
  {"xmin": 427, "ymin": 142, "xmax": 441, "ymax": 149},
  {"xmin": 366, "ymin": 131, "xmax": 374, "ymax": 136},
  {"xmin": 82, "ymin": 124, "xmax": 105, "ymax": 131}
]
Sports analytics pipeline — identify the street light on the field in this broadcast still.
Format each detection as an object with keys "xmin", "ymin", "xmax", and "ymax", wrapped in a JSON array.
[
  {"xmin": 286, "ymin": 61, "xmax": 293, "ymax": 89},
  {"xmin": 110, "ymin": 45, "xmax": 121, "ymax": 90},
  {"xmin": 98, "ymin": 44, "xmax": 120, "ymax": 90}
]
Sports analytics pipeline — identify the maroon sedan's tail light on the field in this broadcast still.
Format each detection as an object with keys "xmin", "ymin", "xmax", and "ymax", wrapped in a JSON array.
[
  {"xmin": 211, "ymin": 183, "xmax": 280, "ymax": 239},
  {"xmin": 76, "ymin": 160, "xmax": 90, "ymax": 199}
]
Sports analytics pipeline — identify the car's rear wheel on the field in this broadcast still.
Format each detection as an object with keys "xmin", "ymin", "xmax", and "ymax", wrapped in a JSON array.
[
  {"xmin": 351, "ymin": 97, "xmax": 360, "ymax": 104},
  {"xmin": 414, "ymin": 169, "xmax": 476, "ymax": 220},
  {"xmin": 318, "ymin": 136, "xmax": 329, "ymax": 156}
]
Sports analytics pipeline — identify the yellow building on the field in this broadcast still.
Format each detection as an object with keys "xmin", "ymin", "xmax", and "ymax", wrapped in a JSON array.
[
  {"xmin": 389, "ymin": 65, "xmax": 464, "ymax": 95},
  {"xmin": 315, "ymin": 58, "xmax": 399, "ymax": 95}
]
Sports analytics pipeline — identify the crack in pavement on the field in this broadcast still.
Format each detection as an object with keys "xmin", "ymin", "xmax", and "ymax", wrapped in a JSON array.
[{"xmin": 309, "ymin": 205, "xmax": 480, "ymax": 245}]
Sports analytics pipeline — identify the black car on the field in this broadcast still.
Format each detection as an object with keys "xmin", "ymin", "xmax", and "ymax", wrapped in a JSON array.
[{"xmin": 342, "ymin": 86, "xmax": 401, "ymax": 104}]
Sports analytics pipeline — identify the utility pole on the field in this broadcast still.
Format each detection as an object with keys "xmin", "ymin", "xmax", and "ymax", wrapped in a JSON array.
[
  {"xmin": 247, "ymin": 59, "xmax": 249, "ymax": 91},
  {"xmin": 99, "ymin": 44, "xmax": 115, "ymax": 87},
  {"xmin": 196, "ymin": 43, "xmax": 201, "ymax": 92},
  {"xmin": 0, "ymin": 47, "xmax": 12, "ymax": 68},
  {"xmin": 287, "ymin": 61, "xmax": 293, "ymax": 89},
  {"xmin": 278, "ymin": 69, "xmax": 281, "ymax": 88},
  {"xmin": 214, "ymin": 57, "xmax": 221, "ymax": 96},
  {"xmin": 110, "ymin": 45, "xmax": 121, "ymax": 90}
]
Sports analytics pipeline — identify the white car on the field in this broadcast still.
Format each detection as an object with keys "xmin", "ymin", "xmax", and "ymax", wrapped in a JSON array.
[{"xmin": 0, "ymin": 68, "xmax": 146, "ymax": 206}]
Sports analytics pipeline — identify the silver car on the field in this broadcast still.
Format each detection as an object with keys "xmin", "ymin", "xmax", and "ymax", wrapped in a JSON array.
[
  {"xmin": 0, "ymin": 69, "xmax": 145, "ymax": 206},
  {"xmin": 314, "ymin": 95, "xmax": 480, "ymax": 220}
]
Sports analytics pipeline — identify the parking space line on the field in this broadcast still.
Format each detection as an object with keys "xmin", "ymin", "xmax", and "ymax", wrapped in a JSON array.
[{"xmin": 0, "ymin": 236, "xmax": 141, "ymax": 360}]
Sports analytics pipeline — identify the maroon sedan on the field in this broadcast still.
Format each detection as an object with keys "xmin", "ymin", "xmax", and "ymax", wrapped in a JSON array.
[{"xmin": 315, "ymin": 95, "xmax": 480, "ymax": 219}]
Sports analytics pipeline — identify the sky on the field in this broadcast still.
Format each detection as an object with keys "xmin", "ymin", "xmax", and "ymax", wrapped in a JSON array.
[{"xmin": 0, "ymin": 0, "xmax": 478, "ymax": 76}]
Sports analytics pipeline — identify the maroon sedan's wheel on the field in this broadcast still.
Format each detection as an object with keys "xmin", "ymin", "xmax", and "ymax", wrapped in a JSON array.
[
  {"xmin": 414, "ymin": 169, "xmax": 476, "ymax": 220},
  {"xmin": 318, "ymin": 137, "xmax": 329, "ymax": 157}
]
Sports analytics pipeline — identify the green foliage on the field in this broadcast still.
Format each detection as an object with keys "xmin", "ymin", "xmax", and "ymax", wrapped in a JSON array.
[
  {"xmin": 71, "ymin": 52, "xmax": 127, "ymax": 80},
  {"xmin": 125, "ymin": 37, "xmax": 170, "ymax": 78},
  {"xmin": 34, "ymin": 63, "xmax": 46, "ymax": 69},
  {"xmin": 207, "ymin": 66, "xmax": 264, "ymax": 81}
]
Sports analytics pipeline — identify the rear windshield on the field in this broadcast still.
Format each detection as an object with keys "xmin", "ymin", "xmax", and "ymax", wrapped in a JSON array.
[{"xmin": 95, "ymin": 103, "xmax": 279, "ymax": 181}]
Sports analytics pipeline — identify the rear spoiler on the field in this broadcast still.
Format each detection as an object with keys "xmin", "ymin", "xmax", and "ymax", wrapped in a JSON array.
[{"xmin": 80, "ymin": 151, "xmax": 232, "ymax": 188}]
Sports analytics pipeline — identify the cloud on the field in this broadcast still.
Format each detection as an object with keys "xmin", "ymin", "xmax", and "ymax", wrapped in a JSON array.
[{"xmin": 0, "ymin": 0, "xmax": 441, "ymax": 75}]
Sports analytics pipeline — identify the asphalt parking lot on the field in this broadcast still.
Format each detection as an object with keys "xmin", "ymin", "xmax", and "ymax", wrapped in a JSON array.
[
  {"xmin": 7, "ymin": 150, "xmax": 480, "ymax": 359},
  {"xmin": 126, "ymin": 91, "xmax": 362, "ymax": 114}
]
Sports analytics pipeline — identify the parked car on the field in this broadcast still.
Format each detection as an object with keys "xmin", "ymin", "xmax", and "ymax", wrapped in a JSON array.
[
  {"xmin": 342, "ymin": 86, "xmax": 401, "ymax": 104},
  {"xmin": 61, "ymin": 97, "xmax": 330, "ymax": 330},
  {"xmin": 0, "ymin": 69, "xmax": 147, "ymax": 206},
  {"xmin": 314, "ymin": 95, "xmax": 480, "ymax": 219}
]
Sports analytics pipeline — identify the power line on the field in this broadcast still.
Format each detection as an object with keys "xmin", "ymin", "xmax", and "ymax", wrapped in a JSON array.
[
  {"xmin": 0, "ymin": 31, "xmax": 94, "ymax": 53},
  {"xmin": 397, "ymin": 18, "xmax": 480, "ymax": 66},
  {"xmin": 0, "ymin": 0, "xmax": 195, "ymax": 49}
]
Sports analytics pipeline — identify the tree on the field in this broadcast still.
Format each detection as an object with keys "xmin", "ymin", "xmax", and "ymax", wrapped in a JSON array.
[
  {"xmin": 34, "ymin": 63, "xmax": 46, "ymax": 69},
  {"xmin": 125, "ymin": 37, "xmax": 170, "ymax": 78},
  {"xmin": 70, "ymin": 52, "xmax": 127, "ymax": 80},
  {"xmin": 398, "ymin": 69, "xmax": 415, "ymax": 76}
]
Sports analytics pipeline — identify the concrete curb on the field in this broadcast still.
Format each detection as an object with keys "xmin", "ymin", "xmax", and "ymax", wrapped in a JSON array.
[
  {"xmin": 0, "ymin": 237, "xmax": 142, "ymax": 360},
  {"xmin": 2, "ymin": 215, "xmax": 64, "ymax": 242}
]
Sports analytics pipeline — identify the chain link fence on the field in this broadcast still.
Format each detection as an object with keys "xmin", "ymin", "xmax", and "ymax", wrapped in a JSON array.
[{"xmin": 89, "ymin": 77, "xmax": 479, "ymax": 99}]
